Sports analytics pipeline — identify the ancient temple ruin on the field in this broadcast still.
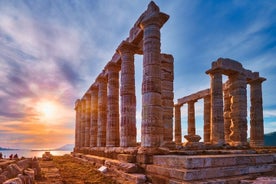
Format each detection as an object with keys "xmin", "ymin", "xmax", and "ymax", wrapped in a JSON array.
[
  {"xmin": 73, "ymin": 2, "xmax": 275, "ymax": 183},
  {"xmin": 175, "ymin": 58, "xmax": 266, "ymax": 148}
]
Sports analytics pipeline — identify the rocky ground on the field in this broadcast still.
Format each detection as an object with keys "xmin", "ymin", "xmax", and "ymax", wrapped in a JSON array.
[{"xmin": 37, "ymin": 155, "xmax": 119, "ymax": 184}]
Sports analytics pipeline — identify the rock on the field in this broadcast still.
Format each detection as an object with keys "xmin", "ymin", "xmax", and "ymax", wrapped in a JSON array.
[
  {"xmin": 18, "ymin": 173, "xmax": 34, "ymax": 184},
  {"xmin": 3, "ymin": 177, "xmax": 23, "ymax": 184},
  {"xmin": 98, "ymin": 166, "xmax": 107, "ymax": 173},
  {"xmin": 6, "ymin": 164, "xmax": 23, "ymax": 178},
  {"xmin": 42, "ymin": 151, "xmax": 53, "ymax": 161},
  {"xmin": 0, "ymin": 174, "xmax": 7, "ymax": 183},
  {"xmin": 17, "ymin": 159, "xmax": 31, "ymax": 169}
]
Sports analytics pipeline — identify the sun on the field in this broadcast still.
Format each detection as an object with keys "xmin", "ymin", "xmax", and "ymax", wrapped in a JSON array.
[{"xmin": 36, "ymin": 100, "xmax": 58, "ymax": 121}]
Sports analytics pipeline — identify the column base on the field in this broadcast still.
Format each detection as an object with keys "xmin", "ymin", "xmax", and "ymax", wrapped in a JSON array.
[
  {"xmin": 250, "ymin": 140, "xmax": 264, "ymax": 148},
  {"xmin": 229, "ymin": 141, "xmax": 249, "ymax": 148}
]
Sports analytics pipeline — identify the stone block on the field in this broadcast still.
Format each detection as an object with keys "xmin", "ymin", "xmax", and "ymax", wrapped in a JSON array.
[
  {"xmin": 117, "ymin": 154, "xmax": 136, "ymax": 163},
  {"xmin": 137, "ymin": 154, "xmax": 153, "ymax": 164}
]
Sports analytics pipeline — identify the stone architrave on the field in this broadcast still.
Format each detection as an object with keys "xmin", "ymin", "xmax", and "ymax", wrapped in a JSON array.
[
  {"xmin": 174, "ymin": 104, "xmax": 182, "ymax": 145},
  {"xmin": 249, "ymin": 77, "xmax": 266, "ymax": 147},
  {"xmin": 139, "ymin": 4, "xmax": 169, "ymax": 147},
  {"xmin": 117, "ymin": 41, "xmax": 138, "ymax": 147},
  {"xmin": 229, "ymin": 73, "xmax": 248, "ymax": 146},
  {"xmin": 208, "ymin": 69, "xmax": 225, "ymax": 145},
  {"xmin": 203, "ymin": 95, "xmax": 211, "ymax": 143},
  {"xmin": 161, "ymin": 54, "xmax": 174, "ymax": 144},
  {"xmin": 84, "ymin": 93, "xmax": 91, "ymax": 147},
  {"xmin": 223, "ymin": 80, "xmax": 231, "ymax": 143},
  {"xmin": 74, "ymin": 99, "xmax": 80, "ymax": 150},
  {"xmin": 187, "ymin": 100, "xmax": 197, "ymax": 136},
  {"xmin": 97, "ymin": 74, "xmax": 108, "ymax": 147},
  {"xmin": 106, "ymin": 62, "xmax": 120, "ymax": 147},
  {"xmin": 90, "ymin": 85, "xmax": 98, "ymax": 147},
  {"xmin": 80, "ymin": 98, "xmax": 86, "ymax": 148}
]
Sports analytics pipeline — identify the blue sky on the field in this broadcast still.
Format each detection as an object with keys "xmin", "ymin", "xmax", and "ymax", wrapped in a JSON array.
[{"xmin": 0, "ymin": 0, "xmax": 275, "ymax": 149}]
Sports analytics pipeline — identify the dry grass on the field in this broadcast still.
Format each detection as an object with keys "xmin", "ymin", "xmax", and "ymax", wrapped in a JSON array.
[{"xmin": 53, "ymin": 155, "xmax": 118, "ymax": 184}]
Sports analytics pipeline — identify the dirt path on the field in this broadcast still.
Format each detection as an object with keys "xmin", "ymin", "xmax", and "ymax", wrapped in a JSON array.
[{"xmin": 36, "ymin": 155, "xmax": 118, "ymax": 184}]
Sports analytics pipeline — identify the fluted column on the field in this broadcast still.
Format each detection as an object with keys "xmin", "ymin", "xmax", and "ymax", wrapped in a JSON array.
[
  {"xmin": 223, "ymin": 80, "xmax": 231, "ymax": 144},
  {"xmin": 229, "ymin": 73, "xmax": 247, "ymax": 146},
  {"xmin": 161, "ymin": 54, "xmax": 174, "ymax": 144},
  {"xmin": 203, "ymin": 95, "xmax": 211, "ymax": 143},
  {"xmin": 97, "ymin": 74, "xmax": 107, "ymax": 147},
  {"xmin": 74, "ymin": 99, "xmax": 81, "ymax": 151},
  {"xmin": 84, "ymin": 94, "xmax": 91, "ymax": 147},
  {"xmin": 174, "ymin": 104, "xmax": 182, "ymax": 145},
  {"xmin": 208, "ymin": 69, "xmax": 225, "ymax": 145},
  {"xmin": 90, "ymin": 85, "xmax": 98, "ymax": 147},
  {"xmin": 106, "ymin": 62, "xmax": 120, "ymax": 147},
  {"xmin": 187, "ymin": 100, "xmax": 197, "ymax": 136},
  {"xmin": 117, "ymin": 41, "xmax": 137, "ymax": 147},
  {"xmin": 80, "ymin": 98, "xmax": 86, "ymax": 148},
  {"xmin": 249, "ymin": 77, "xmax": 266, "ymax": 147},
  {"xmin": 140, "ymin": 10, "xmax": 169, "ymax": 148}
]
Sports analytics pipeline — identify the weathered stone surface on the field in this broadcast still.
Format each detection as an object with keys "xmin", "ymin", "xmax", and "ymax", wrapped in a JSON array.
[
  {"xmin": 6, "ymin": 163, "xmax": 22, "ymax": 178},
  {"xmin": 117, "ymin": 41, "xmax": 137, "ymax": 147},
  {"xmin": 3, "ymin": 178, "xmax": 23, "ymax": 184},
  {"xmin": 203, "ymin": 95, "xmax": 211, "ymax": 143},
  {"xmin": 174, "ymin": 104, "xmax": 182, "ymax": 145},
  {"xmin": 106, "ymin": 62, "xmax": 120, "ymax": 147},
  {"xmin": 117, "ymin": 154, "xmax": 136, "ymax": 163},
  {"xmin": 249, "ymin": 77, "xmax": 266, "ymax": 147},
  {"xmin": 207, "ymin": 69, "xmax": 225, "ymax": 145},
  {"xmin": 89, "ymin": 85, "xmax": 98, "ymax": 147},
  {"xmin": 97, "ymin": 74, "xmax": 107, "ymax": 147}
]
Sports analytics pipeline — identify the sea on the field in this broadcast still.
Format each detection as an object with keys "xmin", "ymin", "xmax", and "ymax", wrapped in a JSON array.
[{"xmin": 0, "ymin": 150, "xmax": 72, "ymax": 158}]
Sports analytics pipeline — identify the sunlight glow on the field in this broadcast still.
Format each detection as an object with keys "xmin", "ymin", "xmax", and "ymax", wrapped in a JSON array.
[{"xmin": 36, "ymin": 100, "xmax": 59, "ymax": 122}]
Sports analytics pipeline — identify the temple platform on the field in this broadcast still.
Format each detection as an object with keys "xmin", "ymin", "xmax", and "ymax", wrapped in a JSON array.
[{"xmin": 72, "ymin": 149, "xmax": 276, "ymax": 184}]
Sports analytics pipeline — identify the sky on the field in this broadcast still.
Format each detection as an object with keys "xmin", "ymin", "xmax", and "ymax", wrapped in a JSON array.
[{"xmin": 0, "ymin": 0, "xmax": 275, "ymax": 149}]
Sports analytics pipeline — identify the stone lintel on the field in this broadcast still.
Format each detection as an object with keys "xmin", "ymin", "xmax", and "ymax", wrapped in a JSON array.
[
  {"xmin": 96, "ymin": 72, "xmax": 107, "ymax": 83},
  {"xmin": 111, "ymin": 52, "xmax": 121, "ymax": 65},
  {"xmin": 117, "ymin": 40, "xmax": 139, "ymax": 54},
  {"xmin": 206, "ymin": 58, "xmax": 244, "ymax": 75},
  {"xmin": 105, "ymin": 61, "xmax": 120, "ymax": 72},
  {"xmin": 177, "ymin": 89, "xmax": 210, "ymax": 105},
  {"xmin": 248, "ymin": 76, "xmax": 266, "ymax": 84}
]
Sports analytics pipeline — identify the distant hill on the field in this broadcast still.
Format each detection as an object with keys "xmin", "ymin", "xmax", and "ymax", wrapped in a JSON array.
[
  {"xmin": 56, "ymin": 144, "xmax": 74, "ymax": 151},
  {"xmin": 0, "ymin": 147, "xmax": 18, "ymax": 150},
  {"xmin": 264, "ymin": 131, "xmax": 276, "ymax": 146}
]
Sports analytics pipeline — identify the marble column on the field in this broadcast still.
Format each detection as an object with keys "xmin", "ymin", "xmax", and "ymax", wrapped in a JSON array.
[
  {"xmin": 80, "ymin": 98, "xmax": 86, "ymax": 148},
  {"xmin": 106, "ymin": 62, "xmax": 120, "ymax": 147},
  {"xmin": 161, "ymin": 54, "xmax": 174, "ymax": 144},
  {"xmin": 208, "ymin": 69, "xmax": 225, "ymax": 145},
  {"xmin": 74, "ymin": 99, "xmax": 80, "ymax": 151},
  {"xmin": 117, "ymin": 41, "xmax": 137, "ymax": 147},
  {"xmin": 90, "ymin": 85, "xmax": 98, "ymax": 147},
  {"xmin": 140, "ymin": 10, "xmax": 169, "ymax": 148},
  {"xmin": 174, "ymin": 104, "xmax": 182, "ymax": 145},
  {"xmin": 84, "ymin": 93, "xmax": 91, "ymax": 147},
  {"xmin": 203, "ymin": 95, "xmax": 211, "ymax": 143},
  {"xmin": 229, "ymin": 73, "xmax": 247, "ymax": 146},
  {"xmin": 97, "ymin": 74, "xmax": 107, "ymax": 147},
  {"xmin": 187, "ymin": 100, "xmax": 197, "ymax": 136},
  {"xmin": 223, "ymin": 80, "xmax": 231, "ymax": 144},
  {"xmin": 249, "ymin": 77, "xmax": 266, "ymax": 147}
]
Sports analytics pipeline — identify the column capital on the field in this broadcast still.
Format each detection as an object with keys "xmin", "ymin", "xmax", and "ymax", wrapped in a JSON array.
[
  {"xmin": 75, "ymin": 99, "xmax": 81, "ymax": 110},
  {"xmin": 187, "ymin": 99, "xmax": 198, "ymax": 105},
  {"xmin": 248, "ymin": 77, "xmax": 266, "ymax": 85},
  {"xmin": 90, "ymin": 84, "xmax": 98, "ymax": 92},
  {"xmin": 206, "ymin": 68, "xmax": 223, "ymax": 75},
  {"xmin": 139, "ymin": 12, "xmax": 169, "ymax": 29},
  {"xmin": 117, "ymin": 41, "xmax": 139, "ymax": 54},
  {"xmin": 105, "ymin": 62, "xmax": 120, "ymax": 73},
  {"xmin": 96, "ymin": 73, "xmax": 107, "ymax": 84}
]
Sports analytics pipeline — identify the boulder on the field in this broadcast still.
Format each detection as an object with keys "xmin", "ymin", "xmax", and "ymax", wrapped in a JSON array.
[
  {"xmin": 3, "ymin": 177, "xmax": 23, "ymax": 184},
  {"xmin": 6, "ymin": 164, "xmax": 22, "ymax": 178}
]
